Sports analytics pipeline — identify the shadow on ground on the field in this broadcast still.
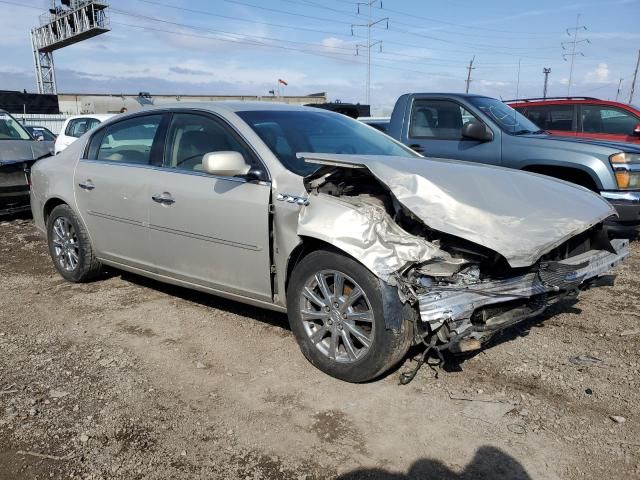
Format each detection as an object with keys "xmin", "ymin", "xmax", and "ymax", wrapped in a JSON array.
[{"xmin": 337, "ymin": 446, "xmax": 533, "ymax": 480}]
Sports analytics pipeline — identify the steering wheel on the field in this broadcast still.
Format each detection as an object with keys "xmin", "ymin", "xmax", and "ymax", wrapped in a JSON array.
[{"xmin": 336, "ymin": 144, "xmax": 356, "ymax": 154}]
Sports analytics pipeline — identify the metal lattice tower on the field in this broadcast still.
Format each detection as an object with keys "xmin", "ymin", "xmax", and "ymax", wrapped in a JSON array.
[{"xmin": 31, "ymin": 0, "xmax": 110, "ymax": 94}]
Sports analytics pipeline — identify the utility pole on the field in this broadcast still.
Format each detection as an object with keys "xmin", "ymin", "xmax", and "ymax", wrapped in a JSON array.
[
  {"xmin": 616, "ymin": 78, "xmax": 623, "ymax": 101},
  {"xmin": 562, "ymin": 14, "xmax": 589, "ymax": 96},
  {"xmin": 543, "ymin": 67, "xmax": 551, "ymax": 98},
  {"xmin": 352, "ymin": 1, "xmax": 388, "ymax": 105},
  {"xmin": 464, "ymin": 56, "xmax": 475, "ymax": 93},
  {"xmin": 629, "ymin": 49, "xmax": 640, "ymax": 104}
]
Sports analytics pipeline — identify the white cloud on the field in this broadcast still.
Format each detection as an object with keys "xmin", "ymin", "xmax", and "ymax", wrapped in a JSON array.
[{"xmin": 585, "ymin": 63, "xmax": 610, "ymax": 83}]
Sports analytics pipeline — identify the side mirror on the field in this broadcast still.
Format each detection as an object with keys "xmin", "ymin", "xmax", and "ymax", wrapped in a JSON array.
[
  {"xmin": 462, "ymin": 121, "xmax": 494, "ymax": 141},
  {"xmin": 633, "ymin": 123, "xmax": 640, "ymax": 136},
  {"xmin": 202, "ymin": 151, "xmax": 251, "ymax": 177}
]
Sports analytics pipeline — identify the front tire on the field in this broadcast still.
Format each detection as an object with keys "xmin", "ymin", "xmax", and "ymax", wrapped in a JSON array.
[
  {"xmin": 287, "ymin": 249, "xmax": 411, "ymax": 383},
  {"xmin": 46, "ymin": 204, "xmax": 101, "ymax": 282}
]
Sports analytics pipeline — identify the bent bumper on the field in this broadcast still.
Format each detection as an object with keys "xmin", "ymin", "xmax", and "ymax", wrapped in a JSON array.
[
  {"xmin": 601, "ymin": 191, "xmax": 640, "ymax": 225},
  {"xmin": 417, "ymin": 238, "xmax": 630, "ymax": 344}
]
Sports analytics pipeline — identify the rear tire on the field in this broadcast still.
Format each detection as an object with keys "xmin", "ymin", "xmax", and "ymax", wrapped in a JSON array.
[
  {"xmin": 47, "ymin": 204, "xmax": 101, "ymax": 282},
  {"xmin": 287, "ymin": 249, "xmax": 411, "ymax": 383}
]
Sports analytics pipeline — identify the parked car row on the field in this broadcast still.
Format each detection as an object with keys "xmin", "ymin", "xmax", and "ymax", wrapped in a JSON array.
[{"xmin": 28, "ymin": 101, "xmax": 630, "ymax": 382}]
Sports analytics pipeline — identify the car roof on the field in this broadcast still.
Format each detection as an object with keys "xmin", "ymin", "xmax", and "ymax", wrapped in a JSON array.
[
  {"xmin": 508, "ymin": 98, "xmax": 640, "ymax": 112},
  {"xmin": 132, "ymin": 101, "xmax": 326, "ymax": 115}
]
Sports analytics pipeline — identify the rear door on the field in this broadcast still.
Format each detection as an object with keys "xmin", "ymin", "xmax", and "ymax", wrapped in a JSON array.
[
  {"xmin": 145, "ymin": 111, "xmax": 273, "ymax": 301},
  {"xmin": 74, "ymin": 113, "xmax": 167, "ymax": 270},
  {"xmin": 405, "ymin": 98, "xmax": 501, "ymax": 165},
  {"xmin": 578, "ymin": 104, "xmax": 640, "ymax": 143}
]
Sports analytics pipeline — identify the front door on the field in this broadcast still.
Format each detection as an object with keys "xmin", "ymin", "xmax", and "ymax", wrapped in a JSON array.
[
  {"xmin": 146, "ymin": 112, "xmax": 273, "ymax": 301},
  {"xmin": 74, "ymin": 113, "xmax": 165, "ymax": 269},
  {"xmin": 405, "ymin": 98, "xmax": 501, "ymax": 165},
  {"xmin": 579, "ymin": 105, "xmax": 640, "ymax": 143}
]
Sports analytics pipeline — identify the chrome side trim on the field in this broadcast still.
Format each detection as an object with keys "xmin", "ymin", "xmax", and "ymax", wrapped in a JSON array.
[
  {"xmin": 601, "ymin": 190, "xmax": 640, "ymax": 203},
  {"xmin": 86, "ymin": 210, "xmax": 145, "ymax": 227},
  {"xmin": 417, "ymin": 239, "xmax": 630, "ymax": 330},
  {"xmin": 147, "ymin": 223, "xmax": 262, "ymax": 251}
]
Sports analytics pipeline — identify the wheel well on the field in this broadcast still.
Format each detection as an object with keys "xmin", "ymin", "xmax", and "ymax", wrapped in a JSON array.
[
  {"xmin": 285, "ymin": 237, "xmax": 343, "ymax": 294},
  {"xmin": 43, "ymin": 198, "xmax": 67, "ymax": 223},
  {"xmin": 523, "ymin": 165, "xmax": 599, "ymax": 191}
]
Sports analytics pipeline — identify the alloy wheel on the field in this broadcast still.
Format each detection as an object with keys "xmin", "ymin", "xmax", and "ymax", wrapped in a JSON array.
[
  {"xmin": 52, "ymin": 217, "xmax": 79, "ymax": 272},
  {"xmin": 299, "ymin": 270, "xmax": 374, "ymax": 363}
]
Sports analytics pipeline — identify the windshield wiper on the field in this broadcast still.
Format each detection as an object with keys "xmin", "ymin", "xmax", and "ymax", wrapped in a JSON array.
[{"xmin": 512, "ymin": 129, "xmax": 533, "ymax": 135}]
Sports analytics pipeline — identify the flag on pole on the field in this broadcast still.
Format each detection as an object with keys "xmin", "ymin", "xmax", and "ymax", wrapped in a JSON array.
[{"xmin": 278, "ymin": 79, "xmax": 288, "ymax": 86}]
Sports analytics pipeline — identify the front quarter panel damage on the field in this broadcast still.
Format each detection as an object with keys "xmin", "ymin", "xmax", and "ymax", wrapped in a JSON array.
[{"xmin": 297, "ymin": 193, "xmax": 460, "ymax": 285}]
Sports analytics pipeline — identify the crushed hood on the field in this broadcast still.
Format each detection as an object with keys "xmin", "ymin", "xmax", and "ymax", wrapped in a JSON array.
[
  {"xmin": 0, "ymin": 140, "xmax": 51, "ymax": 165},
  {"xmin": 300, "ymin": 153, "xmax": 616, "ymax": 268}
]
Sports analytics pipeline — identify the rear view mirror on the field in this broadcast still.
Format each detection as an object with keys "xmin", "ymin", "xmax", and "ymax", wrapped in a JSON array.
[
  {"xmin": 202, "ymin": 151, "xmax": 251, "ymax": 177},
  {"xmin": 633, "ymin": 123, "xmax": 640, "ymax": 136},
  {"xmin": 462, "ymin": 121, "xmax": 494, "ymax": 141}
]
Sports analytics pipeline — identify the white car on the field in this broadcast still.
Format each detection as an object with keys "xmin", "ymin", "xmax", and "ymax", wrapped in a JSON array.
[{"xmin": 54, "ymin": 114, "xmax": 114, "ymax": 155}]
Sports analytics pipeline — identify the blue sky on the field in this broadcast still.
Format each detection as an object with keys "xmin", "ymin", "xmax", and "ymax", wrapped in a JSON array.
[{"xmin": 1, "ymin": 0, "xmax": 639, "ymax": 114}]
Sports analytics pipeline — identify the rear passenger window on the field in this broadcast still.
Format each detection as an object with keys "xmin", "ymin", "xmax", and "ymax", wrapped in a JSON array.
[
  {"xmin": 524, "ymin": 105, "xmax": 574, "ymax": 132},
  {"xmin": 89, "ymin": 115, "xmax": 162, "ymax": 164}
]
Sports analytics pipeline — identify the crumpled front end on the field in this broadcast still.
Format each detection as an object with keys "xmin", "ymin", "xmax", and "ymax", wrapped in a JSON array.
[
  {"xmin": 296, "ymin": 152, "xmax": 629, "ymax": 352},
  {"xmin": 415, "ymin": 238, "xmax": 629, "ymax": 351}
]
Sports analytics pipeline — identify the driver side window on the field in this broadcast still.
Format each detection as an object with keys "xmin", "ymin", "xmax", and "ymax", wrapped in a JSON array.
[{"xmin": 164, "ymin": 113, "xmax": 255, "ymax": 172}]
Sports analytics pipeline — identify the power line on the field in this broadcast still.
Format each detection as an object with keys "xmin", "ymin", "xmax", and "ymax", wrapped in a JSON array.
[
  {"xmin": 465, "ymin": 56, "xmax": 475, "ymax": 93},
  {"xmin": 562, "ymin": 13, "xmax": 590, "ymax": 95},
  {"xmin": 351, "ymin": 1, "xmax": 387, "ymax": 104},
  {"xmin": 629, "ymin": 49, "xmax": 640, "ymax": 104}
]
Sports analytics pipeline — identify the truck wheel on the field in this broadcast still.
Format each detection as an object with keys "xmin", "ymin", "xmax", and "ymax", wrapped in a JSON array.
[
  {"xmin": 287, "ymin": 249, "xmax": 411, "ymax": 382},
  {"xmin": 46, "ymin": 204, "xmax": 101, "ymax": 282}
]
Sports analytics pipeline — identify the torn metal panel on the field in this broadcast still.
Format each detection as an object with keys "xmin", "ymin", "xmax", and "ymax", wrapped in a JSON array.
[
  {"xmin": 417, "ymin": 238, "xmax": 629, "ymax": 331},
  {"xmin": 300, "ymin": 153, "xmax": 616, "ymax": 268},
  {"xmin": 297, "ymin": 193, "xmax": 460, "ymax": 284}
]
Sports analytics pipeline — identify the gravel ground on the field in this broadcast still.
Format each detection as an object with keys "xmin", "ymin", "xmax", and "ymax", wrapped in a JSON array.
[{"xmin": 0, "ymin": 215, "xmax": 638, "ymax": 480}]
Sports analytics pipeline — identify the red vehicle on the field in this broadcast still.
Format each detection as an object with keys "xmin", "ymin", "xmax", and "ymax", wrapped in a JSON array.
[{"xmin": 507, "ymin": 97, "xmax": 640, "ymax": 144}]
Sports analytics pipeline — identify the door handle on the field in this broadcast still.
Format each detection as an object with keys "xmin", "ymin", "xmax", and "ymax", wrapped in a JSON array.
[
  {"xmin": 78, "ymin": 181, "xmax": 95, "ymax": 190},
  {"xmin": 409, "ymin": 144, "xmax": 424, "ymax": 153},
  {"xmin": 152, "ymin": 193, "xmax": 175, "ymax": 205}
]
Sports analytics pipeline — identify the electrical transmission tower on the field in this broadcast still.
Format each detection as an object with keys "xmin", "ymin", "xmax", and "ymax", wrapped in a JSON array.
[
  {"xmin": 352, "ymin": 1, "xmax": 388, "ymax": 105},
  {"xmin": 30, "ymin": 0, "xmax": 110, "ymax": 94},
  {"xmin": 464, "ymin": 56, "xmax": 475, "ymax": 94},
  {"xmin": 543, "ymin": 68, "xmax": 551, "ymax": 98},
  {"xmin": 562, "ymin": 14, "xmax": 589, "ymax": 96},
  {"xmin": 616, "ymin": 78, "xmax": 623, "ymax": 101}
]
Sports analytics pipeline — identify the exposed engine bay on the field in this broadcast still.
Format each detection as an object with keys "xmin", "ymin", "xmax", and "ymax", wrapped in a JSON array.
[{"xmin": 299, "ymin": 156, "xmax": 629, "ymax": 354}]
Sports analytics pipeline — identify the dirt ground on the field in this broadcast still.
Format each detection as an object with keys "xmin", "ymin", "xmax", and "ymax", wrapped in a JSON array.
[{"xmin": 1, "ymin": 215, "xmax": 639, "ymax": 480}]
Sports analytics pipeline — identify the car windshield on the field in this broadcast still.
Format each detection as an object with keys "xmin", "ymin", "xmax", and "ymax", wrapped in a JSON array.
[
  {"xmin": 0, "ymin": 112, "xmax": 32, "ymax": 140},
  {"xmin": 26, "ymin": 126, "xmax": 56, "ymax": 141},
  {"xmin": 469, "ymin": 97, "xmax": 544, "ymax": 135},
  {"xmin": 237, "ymin": 110, "xmax": 418, "ymax": 176}
]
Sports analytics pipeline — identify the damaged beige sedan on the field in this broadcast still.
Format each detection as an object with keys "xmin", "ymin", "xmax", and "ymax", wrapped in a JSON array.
[{"xmin": 30, "ymin": 103, "xmax": 629, "ymax": 382}]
